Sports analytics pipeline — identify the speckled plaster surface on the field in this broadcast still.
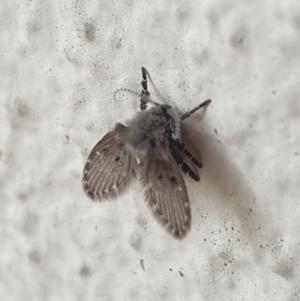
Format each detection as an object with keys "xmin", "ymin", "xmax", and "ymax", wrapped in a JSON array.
[{"xmin": 1, "ymin": 1, "xmax": 300, "ymax": 300}]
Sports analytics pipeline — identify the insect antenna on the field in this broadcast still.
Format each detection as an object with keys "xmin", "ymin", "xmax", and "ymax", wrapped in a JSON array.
[
  {"xmin": 181, "ymin": 99, "xmax": 212, "ymax": 120},
  {"xmin": 140, "ymin": 67, "xmax": 166, "ymax": 109},
  {"xmin": 140, "ymin": 67, "xmax": 151, "ymax": 110},
  {"xmin": 113, "ymin": 69, "xmax": 161, "ymax": 110},
  {"xmin": 113, "ymin": 88, "xmax": 141, "ymax": 102}
]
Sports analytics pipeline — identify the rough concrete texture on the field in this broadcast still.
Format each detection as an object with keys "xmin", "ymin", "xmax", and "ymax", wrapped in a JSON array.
[{"xmin": 1, "ymin": 1, "xmax": 300, "ymax": 300}]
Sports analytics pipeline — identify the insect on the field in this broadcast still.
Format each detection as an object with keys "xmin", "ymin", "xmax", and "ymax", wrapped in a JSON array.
[{"xmin": 82, "ymin": 67, "xmax": 211, "ymax": 239}]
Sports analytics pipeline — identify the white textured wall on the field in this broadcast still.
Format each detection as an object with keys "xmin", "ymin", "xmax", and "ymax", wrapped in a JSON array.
[{"xmin": 1, "ymin": 1, "xmax": 299, "ymax": 300}]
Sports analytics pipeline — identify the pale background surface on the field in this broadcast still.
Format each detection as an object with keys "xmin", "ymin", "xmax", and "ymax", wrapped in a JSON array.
[{"xmin": 1, "ymin": 1, "xmax": 300, "ymax": 300}]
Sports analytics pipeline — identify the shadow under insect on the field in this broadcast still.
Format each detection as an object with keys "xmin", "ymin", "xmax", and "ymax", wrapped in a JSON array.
[{"xmin": 183, "ymin": 119, "xmax": 266, "ymax": 260}]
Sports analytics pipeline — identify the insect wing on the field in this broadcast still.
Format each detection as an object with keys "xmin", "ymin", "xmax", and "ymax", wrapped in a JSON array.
[
  {"xmin": 140, "ymin": 155, "xmax": 191, "ymax": 239},
  {"xmin": 82, "ymin": 123, "xmax": 137, "ymax": 201}
]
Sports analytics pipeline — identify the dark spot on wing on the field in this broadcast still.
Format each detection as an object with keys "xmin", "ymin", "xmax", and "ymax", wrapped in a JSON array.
[
  {"xmin": 158, "ymin": 174, "xmax": 163, "ymax": 180},
  {"xmin": 149, "ymin": 139, "xmax": 156, "ymax": 148},
  {"xmin": 170, "ymin": 176, "xmax": 177, "ymax": 183},
  {"xmin": 173, "ymin": 229, "xmax": 180, "ymax": 237},
  {"xmin": 115, "ymin": 156, "xmax": 120, "ymax": 161}
]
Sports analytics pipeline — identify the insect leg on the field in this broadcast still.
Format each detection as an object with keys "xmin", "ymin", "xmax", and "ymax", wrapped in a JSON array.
[
  {"xmin": 170, "ymin": 142, "xmax": 200, "ymax": 181},
  {"xmin": 171, "ymin": 140, "xmax": 202, "ymax": 168},
  {"xmin": 181, "ymin": 99, "xmax": 212, "ymax": 120}
]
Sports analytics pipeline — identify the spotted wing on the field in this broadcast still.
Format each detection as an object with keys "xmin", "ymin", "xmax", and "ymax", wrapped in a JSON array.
[
  {"xmin": 140, "ymin": 154, "xmax": 191, "ymax": 239},
  {"xmin": 82, "ymin": 123, "xmax": 137, "ymax": 201}
]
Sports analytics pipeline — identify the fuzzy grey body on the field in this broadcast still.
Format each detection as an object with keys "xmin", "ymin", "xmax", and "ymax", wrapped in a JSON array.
[
  {"xmin": 122, "ymin": 105, "xmax": 180, "ymax": 162},
  {"xmin": 82, "ymin": 67, "xmax": 211, "ymax": 239}
]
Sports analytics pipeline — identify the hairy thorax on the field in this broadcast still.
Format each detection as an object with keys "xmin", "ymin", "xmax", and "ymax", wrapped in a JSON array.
[{"xmin": 122, "ymin": 105, "xmax": 180, "ymax": 161}]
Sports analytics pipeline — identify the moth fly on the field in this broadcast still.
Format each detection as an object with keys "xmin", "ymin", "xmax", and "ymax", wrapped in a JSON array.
[{"xmin": 82, "ymin": 67, "xmax": 211, "ymax": 239}]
